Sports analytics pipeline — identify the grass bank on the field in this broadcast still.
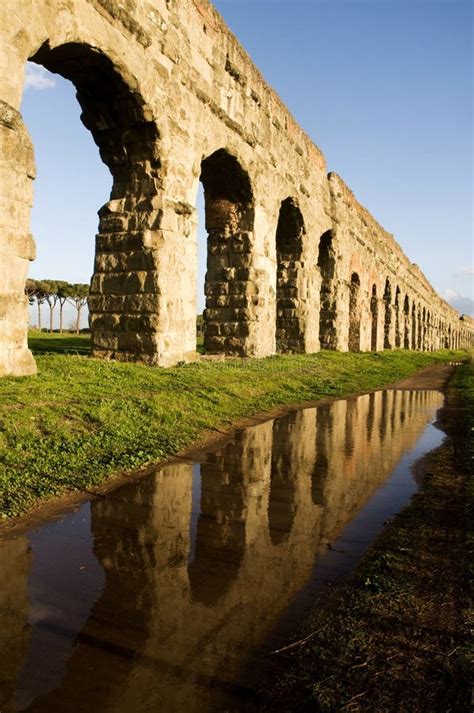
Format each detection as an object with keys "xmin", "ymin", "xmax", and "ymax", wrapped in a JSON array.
[
  {"xmin": 0, "ymin": 334, "xmax": 467, "ymax": 519},
  {"xmin": 262, "ymin": 357, "xmax": 473, "ymax": 712}
]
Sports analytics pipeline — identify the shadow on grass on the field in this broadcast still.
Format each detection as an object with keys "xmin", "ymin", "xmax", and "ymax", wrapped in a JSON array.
[
  {"xmin": 28, "ymin": 333, "xmax": 91, "ymax": 355},
  {"xmin": 29, "ymin": 333, "xmax": 204, "ymax": 356}
]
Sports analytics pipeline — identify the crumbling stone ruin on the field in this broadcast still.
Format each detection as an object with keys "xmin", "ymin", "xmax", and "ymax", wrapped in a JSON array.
[{"xmin": 1, "ymin": 0, "xmax": 472, "ymax": 375}]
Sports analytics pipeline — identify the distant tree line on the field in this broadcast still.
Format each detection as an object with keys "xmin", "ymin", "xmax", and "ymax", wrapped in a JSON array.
[{"xmin": 25, "ymin": 279, "xmax": 89, "ymax": 334}]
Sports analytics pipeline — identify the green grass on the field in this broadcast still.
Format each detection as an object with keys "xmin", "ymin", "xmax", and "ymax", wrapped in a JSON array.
[
  {"xmin": 263, "ymin": 356, "xmax": 473, "ymax": 712},
  {"xmin": 0, "ymin": 335, "xmax": 468, "ymax": 519},
  {"xmin": 28, "ymin": 331, "xmax": 206, "ymax": 356},
  {"xmin": 29, "ymin": 331, "xmax": 91, "ymax": 355}
]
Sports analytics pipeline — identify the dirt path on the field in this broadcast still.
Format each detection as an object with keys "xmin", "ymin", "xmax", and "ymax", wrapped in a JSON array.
[{"xmin": 390, "ymin": 362, "xmax": 459, "ymax": 390}]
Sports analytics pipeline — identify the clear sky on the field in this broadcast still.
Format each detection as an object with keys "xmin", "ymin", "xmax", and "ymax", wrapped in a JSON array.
[{"xmin": 21, "ymin": 0, "xmax": 473, "ymax": 327}]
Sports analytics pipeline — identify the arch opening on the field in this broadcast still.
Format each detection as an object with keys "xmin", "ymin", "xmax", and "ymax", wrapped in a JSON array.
[
  {"xmin": 348, "ymin": 273, "xmax": 361, "ymax": 352},
  {"xmin": 317, "ymin": 230, "xmax": 337, "ymax": 350},
  {"xmin": 27, "ymin": 42, "xmax": 162, "ymax": 362},
  {"xmin": 394, "ymin": 286, "xmax": 401, "ymax": 347},
  {"xmin": 383, "ymin": 279, "xmax": 392, "ymax": 349},
  {"xmin": 275, "ymin": 198, "xmax": 305, "ymax": 353},
  {"xmin": 21, "ymin": 62, "xmax": 109, "ymax": 339},
  {"xmin": 417, "ymin": 306, "xmax": 422, "ymax": 350},
  {"xmin": 403, "ymin": 295, "xmax": 410, "ymax": 349},
  {"xmin": 411, "ymin": 303, "xmax": 417, "ymax": 349},
  {"xmin": 200, "ymin": 149, "xmax": 254, "ymax": 356},
  {"xmin": 370, "ymin": 284, "xmax": 378, "ymax": 351},
  {"xmin": 420, "ymin": 307, "xmax": 425, "ymax": 350}
]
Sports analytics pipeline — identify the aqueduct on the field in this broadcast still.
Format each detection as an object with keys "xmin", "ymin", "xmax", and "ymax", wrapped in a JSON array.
[{"xmin": 0, "ymin": 0, "xmax": 472, "ymax": 375}]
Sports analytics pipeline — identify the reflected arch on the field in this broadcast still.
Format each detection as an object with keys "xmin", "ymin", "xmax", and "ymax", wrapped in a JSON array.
[
  {"xmin": 187, "ymin": 442, "xmax": 247, "ymax": 607},
  {"xmin": 268, "ymin": 415, "xmax": 298, "ymax": 545}
]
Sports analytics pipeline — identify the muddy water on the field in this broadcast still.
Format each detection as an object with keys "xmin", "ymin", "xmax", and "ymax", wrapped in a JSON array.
[{"xmin": 0, "ymin": 389, "xmax": 444, "ymax": 713}]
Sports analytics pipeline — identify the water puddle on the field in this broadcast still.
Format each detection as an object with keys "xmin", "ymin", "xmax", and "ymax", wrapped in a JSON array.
[{"xmin": 0, "ymin": 389, "xmax": 444, "ymax": 713}]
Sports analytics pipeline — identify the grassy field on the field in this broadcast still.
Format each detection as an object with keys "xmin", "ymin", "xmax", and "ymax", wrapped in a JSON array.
[
  {"xmin": 28, "ymin": 331, "xmax": 91, "ymax": 355},
  {"xmin": 0, "ymin": 333, "xmax": 468, "ymax": 519},
  {"xmin": 263, "ymin": 357, "xmax": 473, "ymax": 712},
  {"xmin": 28, "ymin": 331, "xmax": 205, "ymax": 355}
]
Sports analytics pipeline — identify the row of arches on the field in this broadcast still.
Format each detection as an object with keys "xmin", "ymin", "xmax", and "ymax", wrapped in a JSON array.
[
  {"xmin": 347, "ymin": 274, "xmax": 470, "ymax": 353},
  {"xmin": 2, "ymin": 36, "xmax": 472, "ymax": 376},
  {"xmin": 198, "ymin": 149, "xmax": 469, "ymax": 356}
]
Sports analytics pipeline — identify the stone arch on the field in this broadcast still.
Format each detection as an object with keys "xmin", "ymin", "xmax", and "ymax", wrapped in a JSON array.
[
  {"xmin": 200, "ymin": 149, "xmax": 255, "ymax": 356},
  {"xmin": 28, "ymin": 42, "xmax": 162, "ymax": 364},
  {"xmin": 383, "ymin": 278, "xmax": 392, "ymax": 349},
  {"xmin": 403, "ymin": 295, "xmax": 410, "ymax": 349},
  {"xmin": 417, "ymin": 306, "xmax": 422, "ymax": 350},
  {"xmin": 421, "ymin": 306, "xmax": 426, "ymax": 350},
  {"xmin": 275, "ymin": 197, "xmax": 306, "ymax": 353},
  {"xmin": 411, "ymin": 302, "xmax": 417, "ymax": 349},
  {"xmin": 317, "ymin": 230, "xmax": 337, "ymax": 350},
  {"xmin": 370, "ymin": 284, "xmax": 378, "ymax": 351},
  {"xmin": 348, "ymin": 273, "xmax": 361, "ymax": 352},
  {"xmin": 394, "ymin": 286, "xmax": 402, "ymax": 347}
]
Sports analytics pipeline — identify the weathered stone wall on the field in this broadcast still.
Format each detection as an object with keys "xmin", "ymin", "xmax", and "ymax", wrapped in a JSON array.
[{"xmin": 0, "ymin": 0, "xmax": 472, "ymax": 375}]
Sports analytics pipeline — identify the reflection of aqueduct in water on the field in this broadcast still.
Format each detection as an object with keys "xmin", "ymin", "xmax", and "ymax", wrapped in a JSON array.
[
  {"xmin": 1, "ymin": 389, "xmax": 443, "ymax": 712},
  {"xmin": 0, "ymin": 1, "xmax": 473, "ymax": 376}
]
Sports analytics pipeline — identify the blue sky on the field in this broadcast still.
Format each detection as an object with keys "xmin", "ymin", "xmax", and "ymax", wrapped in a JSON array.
[{"xmin": 22, "ymin": 0, "xmax": 473, "ymax": 325}]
